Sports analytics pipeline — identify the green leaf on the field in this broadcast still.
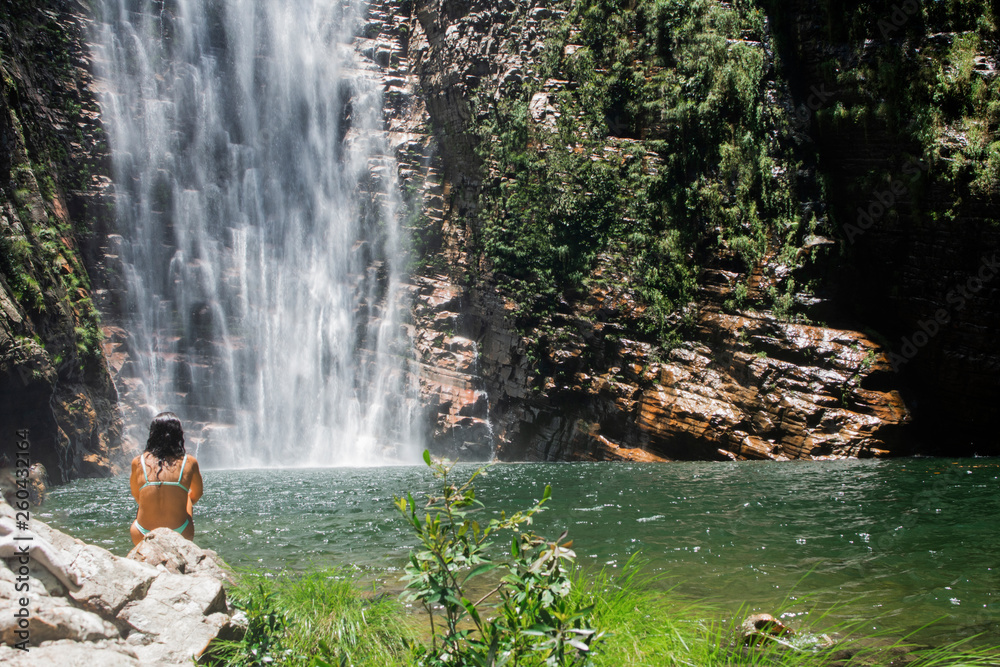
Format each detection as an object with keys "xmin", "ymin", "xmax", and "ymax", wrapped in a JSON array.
[
  {"xmin": 423, "ymin": 449, "xmax": 432, "ymax": 466},
  {"xmin": 522, "ymin": 622, "xmax": 556, "ymax": 636},
  {"xmin": 460, "ymin": 596, "xmax": 482, "ymax": 625},
  {"xmin": 465, "ymin": 562, "xmax": 500, "ymax": 582}
]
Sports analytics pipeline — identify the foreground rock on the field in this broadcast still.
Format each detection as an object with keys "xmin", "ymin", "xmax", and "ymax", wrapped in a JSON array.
[
  {"xmin": 0, "ymin": 498, "xmax": 241, "ymax": 664},
  {"xmin": 742, "ymin": 612, "xmax": 796, "ymax": 647}
]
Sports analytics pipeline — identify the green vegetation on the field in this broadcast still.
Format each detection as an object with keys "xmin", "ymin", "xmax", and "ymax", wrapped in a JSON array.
[
  {"xmin": 763, "ymin": 0, "xmax": 1000, "ymax": 231},
  {"xmin": 468, "ymin": 0, "xmax": 1000, "ymax": 357},
  {"xmin": 396, "ymin": 451, "xmax": 600, "ymax": 665},
  {"xmin": 204, "ymin": 570, "xmax": 416, "ymax": 667},
  {"xmin": 575, "ymin": 562, "xmax": 1000, "ymax": 667},
  {"xmin": 0, "ymin": 9, "xmax": 105, "ymax": 371},
  {"xmin": 207, "ymin": 565, "xmax": 1000, "ymax": 666},
  {"xmin": 210, "ymin": 454, "xmax": 1000, "ymax": 666},
  {"xmin": 474, "ymin": 0, "xmax": 810, "ymax": 347}
]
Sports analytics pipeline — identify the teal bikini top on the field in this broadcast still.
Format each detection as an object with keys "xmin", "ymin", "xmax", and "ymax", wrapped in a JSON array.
[{"xmin": 140, "ymin": 453, "xmax": 190, "ymax": 493}]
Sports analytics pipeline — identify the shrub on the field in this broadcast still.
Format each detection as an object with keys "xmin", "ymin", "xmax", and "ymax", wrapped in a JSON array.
[{"xmin": 396, "ymin": 451, "xmax": 602, "ymax": 666}]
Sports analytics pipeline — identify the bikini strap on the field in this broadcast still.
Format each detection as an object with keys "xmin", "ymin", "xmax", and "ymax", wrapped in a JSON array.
[
  {"xmin": 177, "ymin": 453, "xmax": 188, "ymax": 482},
  {"xmin": 140, "ymin": 452, "xmax": 150, "ymax": 482}
]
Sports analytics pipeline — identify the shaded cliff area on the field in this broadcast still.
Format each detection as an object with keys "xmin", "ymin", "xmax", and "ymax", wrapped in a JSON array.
[
  {"xmin": 762, "ymin": 0, "xmax": 1000, "ymax": 454},
  {"xmin": 0, "ymin": 0, "xmax": 124, "ymax": 481}
]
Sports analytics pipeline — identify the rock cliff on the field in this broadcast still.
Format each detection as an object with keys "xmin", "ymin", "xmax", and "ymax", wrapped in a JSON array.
[
  {"xmin": 763, "ymin": 0, "xmax": 1000, "ymax": 454},
  {"xmin": 0, "ymin": 0, "xmax": 124, "ymax": 481},
  {"xmin": 389, "ymin": 0, "xmax": 921, "ymax": 461}
]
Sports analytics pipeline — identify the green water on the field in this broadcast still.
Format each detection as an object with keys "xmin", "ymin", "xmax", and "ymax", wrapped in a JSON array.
[{"xmin": 42, "ymin": 458, "xmax": 999, "ymax": 645}]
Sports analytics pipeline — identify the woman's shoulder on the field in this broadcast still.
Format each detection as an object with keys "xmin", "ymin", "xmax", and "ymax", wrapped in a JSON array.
[{"xmin": 129, "ymin": 453, "xmax": 145, "ymax": 478}]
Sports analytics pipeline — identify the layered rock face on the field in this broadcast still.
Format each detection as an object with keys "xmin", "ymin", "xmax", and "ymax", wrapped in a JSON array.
[
  {"xmin": 357, "ymin": 0, "xmax": 499, "ymax": 457},
  {"xmin": 388, "ymin": 0, "xmax": 916, "ymax": 461},
  {"xmin": 0, "ymin": 1, "xmax": 125, "ymax": 481},
  {"xmin": 460, "ymin": 275, "xmax": 911, "ymax": 462}
]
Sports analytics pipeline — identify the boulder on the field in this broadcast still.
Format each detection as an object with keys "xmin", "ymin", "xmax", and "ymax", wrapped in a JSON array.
[
  {"xmin": 118, "ymin": 571, "xmax": 232, "ymax": 664},
  {"xmin": 741, "ymin": 612, "xmax": 795, "ymax": 647},
  {"xmin": 68, "ymin": 544, "xmax": 158, "ymax": 617},
  {"xmin": 0, "ymin": 497, "xmax": 238, "ymax": 664},
  {"xmin": 127, "ymin": 527, "xmax": 232, "ymax": 581}
]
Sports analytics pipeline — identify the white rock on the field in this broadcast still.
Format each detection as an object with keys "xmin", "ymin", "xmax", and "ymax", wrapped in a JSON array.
[
  {"xmin": 0, "ymin": 639, "xmax": 139, "ymax": 665},
  {"xmin": 0, "ymin": 598, "xmax": 119, "ymax": 644},
  {"xmin": 0, "ymin": 485, "xmax": 237, "ymax": 665},
  {"xmin": 68, "ymin": 544, "xmax": 158, "ymax": 617}
]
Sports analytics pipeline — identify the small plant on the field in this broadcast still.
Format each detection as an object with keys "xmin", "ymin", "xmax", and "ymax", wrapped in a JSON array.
[
  {"xmin": 232, "ymin": 582, "xmax": 288, "ymax": 665},
  {"xmin": 860, "ymin": 348, "xmax": 878, "ymax": 371},
  {"xmin": 396, "ymin": 451, "xmax": 602, "ymax": 666}
]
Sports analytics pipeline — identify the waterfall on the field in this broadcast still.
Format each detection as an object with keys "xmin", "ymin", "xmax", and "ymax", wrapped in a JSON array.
[{"xmin": 92, "ymin": 0, "xmax": 422, "ymax": 467}]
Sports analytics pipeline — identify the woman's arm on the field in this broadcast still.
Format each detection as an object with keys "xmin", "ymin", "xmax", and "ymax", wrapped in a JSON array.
[
  {"xmin": 187, "ymin": 457, "xmax": 204, "ymax": 504},
  {"xmin": 129, "ymin": 456, "xmax": 142, "ymax": 502}
]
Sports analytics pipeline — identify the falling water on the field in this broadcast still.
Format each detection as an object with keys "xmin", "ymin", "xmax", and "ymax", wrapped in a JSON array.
[{"xmin": 92, "ymin": 0, "xmax": 422, "ymax": 467}]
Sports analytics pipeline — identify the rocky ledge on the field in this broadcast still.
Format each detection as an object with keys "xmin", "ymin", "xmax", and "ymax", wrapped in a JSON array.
[
  {"xmin": 384, "ymin": 0, "xmax": 918, "ymax": 462},
  {"xmin": 0, "ymin": 498, "xmax": 242, "ymax": 664}
]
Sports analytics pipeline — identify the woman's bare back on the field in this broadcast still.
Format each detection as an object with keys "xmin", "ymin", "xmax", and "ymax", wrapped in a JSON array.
[{"xmin": 129, "ymin": 452, "xmax": 204, "ymax": 545}]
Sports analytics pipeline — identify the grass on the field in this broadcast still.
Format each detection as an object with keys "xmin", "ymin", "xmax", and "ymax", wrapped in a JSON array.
[
  {"xmin": 576, "ymin": 560, "xmax": 1000, "ymax": 666},
  {"xmin": 576, "ymin": 558, "xmax": 719, "ymax": 666},
  {"xmin": 203, "ymin": 569, "xmax": 417, "ymax": 667},
  {"xmin": 206, "ymin": 561, "xmax": 1000, "ymax": 667}
]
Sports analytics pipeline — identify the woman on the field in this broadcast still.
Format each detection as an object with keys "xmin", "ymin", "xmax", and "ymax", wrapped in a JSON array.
[{"xmin": 129, "ymin": 412, "xmax": 203, "ymax": 545}]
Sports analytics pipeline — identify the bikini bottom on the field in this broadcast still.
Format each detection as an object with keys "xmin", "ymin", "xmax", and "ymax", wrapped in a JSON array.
[{"xmin": 133, "ymin": 518, "xmax": 190, "ymax": 536}]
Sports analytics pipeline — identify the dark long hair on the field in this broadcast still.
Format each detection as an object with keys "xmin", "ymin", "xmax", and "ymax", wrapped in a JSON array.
[{"xmin": 145, "ymin": 412, "xmax": 185, "ymax": 474}]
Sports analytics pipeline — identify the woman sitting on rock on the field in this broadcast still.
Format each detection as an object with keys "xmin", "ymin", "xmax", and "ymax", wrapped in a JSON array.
[{"xmin": 130, "ymin": 412, "xmax": 203, "ymax": 545}]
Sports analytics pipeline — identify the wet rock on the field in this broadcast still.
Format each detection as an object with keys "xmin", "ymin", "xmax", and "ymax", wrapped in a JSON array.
[
  {"xmin": 741, "ymin": 613, "xmax": 795, "ymax": 647},
  {"xmin": 0, "ymin": 463, "xmax": 48, "ymax": 506},
  {"xmin": 0, "ymin": 1, "xmax": 124, "ymax": 483}
]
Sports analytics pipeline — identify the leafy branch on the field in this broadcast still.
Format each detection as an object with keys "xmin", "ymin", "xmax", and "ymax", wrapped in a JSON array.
[{"xmin": 396, "ymin": 451, "xmax": 601, "ymax": 666}]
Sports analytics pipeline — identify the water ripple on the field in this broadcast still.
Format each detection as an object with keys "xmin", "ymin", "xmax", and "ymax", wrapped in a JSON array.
[{"xmin": 43, "ymin": 458, "xmax": 1000, "ymax": 645}]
